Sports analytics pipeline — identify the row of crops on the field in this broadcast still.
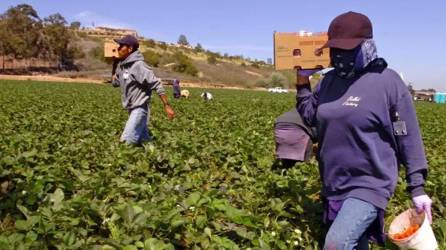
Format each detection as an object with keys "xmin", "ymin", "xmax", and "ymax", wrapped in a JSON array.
[{"xmin": 0, "ymin": 80, "xmax": 445, "ymax": 249}]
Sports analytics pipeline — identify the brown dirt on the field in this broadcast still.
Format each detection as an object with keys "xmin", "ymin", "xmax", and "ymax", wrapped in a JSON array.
[
  {"xmin": 0, "ymin": 74, "xmax": 104, "ymax": 84},
  {"xmin": 0, "ymin": 74, "xmax": 271, "ymax": 91}
]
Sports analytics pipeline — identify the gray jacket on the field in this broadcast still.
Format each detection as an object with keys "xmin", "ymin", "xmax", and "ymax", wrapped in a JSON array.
[{"xmin": 112, "ymin": 51, "xmax": 165, "ymax": 110}]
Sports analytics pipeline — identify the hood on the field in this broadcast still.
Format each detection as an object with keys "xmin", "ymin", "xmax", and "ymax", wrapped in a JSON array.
[
  {"xmin": 361, "ymin": 58, "xmax": 387, "ymax": 74},
  {"xmin": 120, "ymin": 50, "xmax": 144, "ymax": 66}
]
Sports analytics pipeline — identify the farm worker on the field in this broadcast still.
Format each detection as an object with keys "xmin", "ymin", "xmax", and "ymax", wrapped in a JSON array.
[
  {"xmin": 200, "ymin": 91, "xmax": 213, "ymax": 101},
  {"xmin": 296, "ymin": 11, "xmax": 432, "ymax": 249},
  {"xmin": 180, "ymin": 89, "xmax": 190, "ymax": 98},
  {"xmin": 274, "ymin": 109, "xmax": 316, "ymax": 168},
  {"xmin": 172, "ymin": 78, "xmax": 181, "ymax": 99},
  {"xmin": 112, "ymin": 35, "xmax": 175, "ymax": 144}
]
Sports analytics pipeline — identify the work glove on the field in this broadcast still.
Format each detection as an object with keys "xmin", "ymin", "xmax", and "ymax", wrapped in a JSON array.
[
  {"xmin": 298, "ymin": 69, "xmax": 321, "ymax": 77},
  {"xmin": 295, "ymin": 67, "xmax": 322, "ymax": 86},
  {"xmin": 412, "ymin": 194, "xmax": 433, "ymax": 224}
]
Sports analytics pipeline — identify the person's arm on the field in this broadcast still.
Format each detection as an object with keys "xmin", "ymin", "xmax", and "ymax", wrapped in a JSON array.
[
  {"xmin": 296, "ymin": 69, "xmax": 321, "ymax": 127},
  {"xmin": 133, "ymin": 62, "xmax": 175, "ymax": 119},
  {"xmin": 392, "ymin": 86, "xmax": 428, "ymax": 195},
  {"xmin": 391, "ymin": 76, "xmax": 431, "ymax": 222},
  {"xmin": 111, "ymin": 58, "xmax": 120, "ymax": 87},
  {"xmin": 133, "ymin": 62, "xmax": 166, "ymax": 95},
  {"xmin": 159, "ymin": 94, "xmax": 175, "ymax": 120}
]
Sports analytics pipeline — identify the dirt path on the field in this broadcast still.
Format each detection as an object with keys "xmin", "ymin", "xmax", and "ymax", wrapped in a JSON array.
[
  {"xmin": 0, "ymin": 74, "xmax": 104, "ymax": 84},
  {"xmin": 0, "ymin": 74, "xmax": 270, "ymax": 91}
]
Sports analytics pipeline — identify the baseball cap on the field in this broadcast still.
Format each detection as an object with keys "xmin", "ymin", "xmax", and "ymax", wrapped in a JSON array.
[
  {"xmin": 321, "ymin": 11, "xmax": 373, "ymax": 50},
  {"xmin": 114, "ymin": 35, "xmax": 139, "ymax": 50}
]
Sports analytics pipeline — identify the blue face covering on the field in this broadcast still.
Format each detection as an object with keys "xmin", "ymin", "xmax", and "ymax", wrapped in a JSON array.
[{"xmin": 330, "ymin": 39, "xmax": 378, "ymax": 79}]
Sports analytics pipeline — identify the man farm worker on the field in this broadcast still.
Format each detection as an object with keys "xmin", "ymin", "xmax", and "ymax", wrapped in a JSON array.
[
  {"xmin": 112, "ymin": 35, "xmax": 175, "ymax": 145},
  {"xmin": 296, "ymin": 11, "xmax": 432, "ymax": 249}
]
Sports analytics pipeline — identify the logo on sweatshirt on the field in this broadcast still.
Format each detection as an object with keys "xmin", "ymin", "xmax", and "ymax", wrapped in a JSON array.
[
  {"xmin": 342, "ymin": 96, "xmax": 361, "ymax": 107},
  {"xmin": 123, "ymin": 70, "xmax": 130, "ymax": 80}
]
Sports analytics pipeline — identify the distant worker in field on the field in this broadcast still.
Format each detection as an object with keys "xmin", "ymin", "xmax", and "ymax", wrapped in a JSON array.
[
  {"xmin": 296, "ymin": 11, "xmax": 432, "ymax": 249},
  {"xmin": 180, "ymin": 89, "xmax": 190, "ymax": 98},
  {"xmin": 112, "ymin": 35, "xmax": 175, "ymax": 145},
  {"xmin": 274, "ymin": 109, "xmax": 315, "ymax": 168},
  {"xmin": 200, "ymin": 91, "xmax": 213, "ymax": 101},
  {"xmin": 172, "ymin": 78, "xmax": 181, "ymax": 99}
]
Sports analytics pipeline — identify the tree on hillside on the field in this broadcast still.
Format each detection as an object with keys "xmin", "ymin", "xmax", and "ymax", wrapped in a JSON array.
[
  {"xmin": 0, "ymin": 4, "xmax": 43, "ymax": 59},
  {"xmin": 43, "ymin": 13, "xmax": 79, "ymax": 69},
  {"xmin": 207, "ymin": 55, "xmax": 217, "ymax": 64},
  {"xmin": 195, "ymin": 43, "xmax": 203, "ymax": 52},
  {"xmin": 177, "ymin": 34, "xmax": 189, "ymax": 46},
  {"xmin": 70, "ymin": 21, "xmax": 81, "ymax": 30},
  {"xmin": 172, "ymin": 52, "xmax": 198, "ymax": 76},
  {"xmin": 0, "ymin": 4, "xmax": 82, "ymax": 71},
  {"xmin": 0, "ymin": 20, "xmax": 7, "ymax": 71}
]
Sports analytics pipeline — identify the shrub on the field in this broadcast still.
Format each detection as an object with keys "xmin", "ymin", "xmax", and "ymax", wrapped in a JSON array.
[
  {"xmin": 89, "ymin": 46, "xmax": 104, "ymax": 61},
  {"xmin": 142, "ymin": 39, "xmax": 156, "ymax": 48},
  {"xmin": 68, "ymin": 45, "xmax": 85, "ymax": 59},
  {"xmin": 172, "ymin": 52, "xmax": 198, "ymax": 76},
  {"xmin": 195, "ymin": 43, "xmax": 204, "ymax": 53},
  {"xmin": 143, "ymin": 50, "xmax": 160, "ymax": 67},
  {"xmin": 158, "ymin": 42, "xmax": 167, "ymax": 50},
  {"xmin": 207, "ymin": 55, "xmax": 217, "ymax": 64},
  {"xmin": 256, "ymin": 72, "xmax": 288, "ymax": 88},
  {"xmin": 177, "ymin": 34, "xmax": 189, "ymax": 46}
]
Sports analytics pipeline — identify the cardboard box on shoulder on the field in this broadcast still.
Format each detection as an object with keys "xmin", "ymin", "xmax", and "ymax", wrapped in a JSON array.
[
  {"xmin": 104, "ymin": 41, "xmax": 119, "ymax": 58},
  {"xmin": 274, "ymin": 31, "xmax": 330, "ymax": 70}
]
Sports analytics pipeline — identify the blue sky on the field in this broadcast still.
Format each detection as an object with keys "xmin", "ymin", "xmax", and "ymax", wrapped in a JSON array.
[{"xmin": 1, "ymin": 0, "xmax": 445, "ymax": 91}]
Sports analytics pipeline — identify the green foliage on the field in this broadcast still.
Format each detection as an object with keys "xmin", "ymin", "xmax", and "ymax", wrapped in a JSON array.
[
  {"xmin": 69, "ymin": 21, "xmax": 81, "ymax": 30},
  {"xmin": 158, "ymin": 42, "xmax": 168, "ymax": 50},
  {"xmin": 206, "ymin": 51, "xmax": 221, "ymax": 59},
  {"xmin": 0, "ymin": 4, "xmax": 43, "ymax": 59},
  {"xmin": 89, "ymin": 46, "xmax": 104, "ymax": 62},
  {"xmin": 256, "ymin": 72, "xmax": 289, "ymax": 88},
  {"xmin": 1, "ymin": 78, "xmax": 445, "ymax": 249},
  {"xmin": 142, "ymin": 39, "xmax": 156, "ymax": 48},
  {"xmin": 0, "ymin": 4, "xmax": 81, "ymax": 69},
  {"xmin": 172, "ymin": 52, "xmax": 198, "ymax": 76},
  {"xmin": 143, "ymin": 50, "xmax": 160, "ymax": 67},
  {"xmin": 177, "ymin": 34, "xmax": 189, "ymax": 46},
  {"xmin": 195, "ymin": 43, "xmax": 204, "ymax": 53},
  {"xmin": 207, "ymin": 55, "xmax": 217, "ymax": 65}
]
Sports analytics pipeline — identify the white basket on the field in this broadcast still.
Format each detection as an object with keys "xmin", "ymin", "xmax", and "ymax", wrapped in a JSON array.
[{"xmin": 388, "ymin": 208, "xmax": 438, "ymax": 250}]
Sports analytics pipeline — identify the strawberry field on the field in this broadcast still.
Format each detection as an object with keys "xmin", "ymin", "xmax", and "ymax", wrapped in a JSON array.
[{"xmin": 0, "ymin": 80, "xmax": 445, "ymax": 249}]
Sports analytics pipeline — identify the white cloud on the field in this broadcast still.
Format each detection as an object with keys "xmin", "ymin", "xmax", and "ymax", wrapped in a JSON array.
[{"xmin": 73, "ymin": 11, "xmax": 133, "ymax": 29}]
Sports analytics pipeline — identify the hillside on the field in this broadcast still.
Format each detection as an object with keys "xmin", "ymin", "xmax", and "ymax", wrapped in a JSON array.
[
  {"xmin": 55, "ymin": 34, "xmax": 297, "ymax": 89},
  {"xmin": 0, "ymin": 3, "xmax": 299, "ymax": 89}
]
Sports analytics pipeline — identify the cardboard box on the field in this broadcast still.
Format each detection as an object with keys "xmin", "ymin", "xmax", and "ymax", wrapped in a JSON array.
[
  {"xmin": 104, "ymin": 41, "xmax": 119, "ymax": 58},
  {"xmin": 274, "ymin": 31, "xmax": 330, "ymax": 70}
]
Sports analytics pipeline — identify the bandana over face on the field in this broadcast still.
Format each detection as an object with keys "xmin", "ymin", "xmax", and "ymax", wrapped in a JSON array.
[{"xmin": 330, "ymin": 39, "xmax": 378, "ymax": 79}]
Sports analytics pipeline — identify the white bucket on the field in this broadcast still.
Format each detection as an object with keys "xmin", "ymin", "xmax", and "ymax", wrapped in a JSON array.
[{"xmin": 388, "ymin": 208, "xmax": 438, "ymax": 250}]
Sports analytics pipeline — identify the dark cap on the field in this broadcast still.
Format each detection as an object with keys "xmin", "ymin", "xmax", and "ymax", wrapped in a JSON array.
[
  {"xmin": 114, "ymin": 35, "xmax": 139, "ymax": 50},
  {"xmin": 321, "ymin": 11, "xmax": 373, "ymax": 50}
]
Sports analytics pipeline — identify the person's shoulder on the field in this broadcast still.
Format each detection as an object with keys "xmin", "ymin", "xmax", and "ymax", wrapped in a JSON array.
[
  {"xmin": 365, "ymin": 67, "xmax": 403, "ymax": 86},
  {"xmin": 380, "ymin": 68, "xmax": 400, "ymax": 79},
  {"xmin": 132, "ymin": 60, "xmax": 153, "ymax": 71}
]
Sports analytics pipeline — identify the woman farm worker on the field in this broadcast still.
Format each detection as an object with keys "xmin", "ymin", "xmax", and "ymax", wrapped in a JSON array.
[{"xmin": 296, "ymin": 11, "xmax": 433, "ymax": 249}]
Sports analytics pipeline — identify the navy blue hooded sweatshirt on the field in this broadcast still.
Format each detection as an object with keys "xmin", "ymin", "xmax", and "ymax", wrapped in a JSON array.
[{"xmin": 297, "ymin": 59, "xmax": 427, "ymax": 209}]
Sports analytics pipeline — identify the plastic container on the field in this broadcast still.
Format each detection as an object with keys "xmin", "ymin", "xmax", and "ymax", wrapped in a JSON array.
[{"xmin": 388, "ymin": 208, "xmax": 438, "ymax": 249}]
